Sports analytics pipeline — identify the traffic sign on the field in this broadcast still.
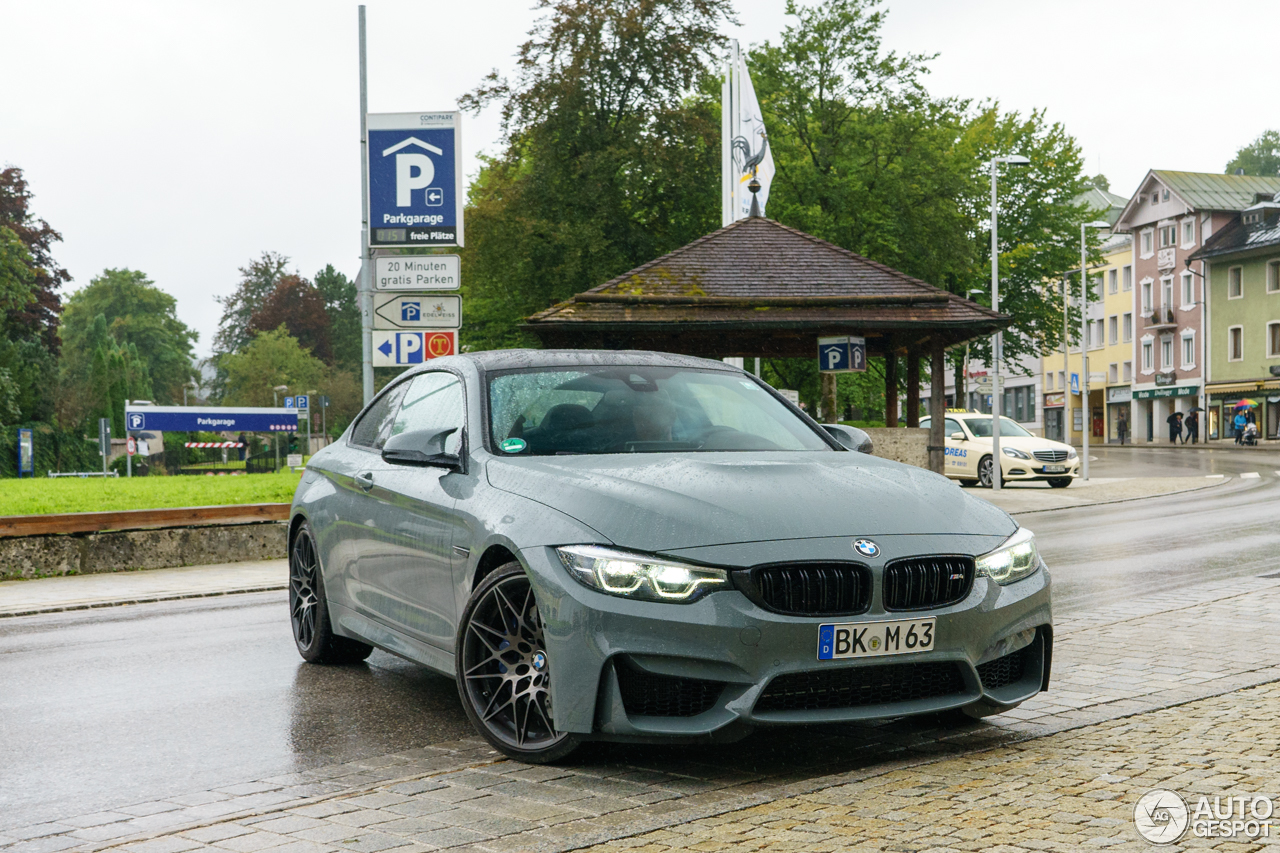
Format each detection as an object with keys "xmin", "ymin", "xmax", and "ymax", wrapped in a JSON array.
[
  {"xmin": 98, "ymin": 418, "xmax": 111, "ymax": 456},
  {"xmin": 372, "ymin": 330, "xmax": 456, "ymax": 367},
  {"xmin": 296, "ymin": 394, "xmax": 309, "ymax": 411},
  {"xmin": 1070, "ymin": 373, "xmax": 1080, "ymax": 394},
  {"xmin": 374, "ymin": 255, "xmax": 460, "ymax": 290},
  {"xmin": 367, "ymin": 112, "xmax": 463, "ymax": 248},
  {"xmin": 283, "ymin": 396, "xmax": 295, "ymax": 410},
  {"xmin": 817, "ymin": 336, "xmax": 867, "ymax": 373},
  {"xmin": 127, "ymin": 436, "xmax": 137, "ymax": 457},
  {"xmin": 373, "ymin": 293, "xmax": 461, "ymax": 330}
]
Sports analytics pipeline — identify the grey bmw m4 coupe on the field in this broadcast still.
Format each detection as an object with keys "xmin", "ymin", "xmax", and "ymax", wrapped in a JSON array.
[{"xmin": 288, "ymin": 350, "xmax": 1052, "ymax": 763}]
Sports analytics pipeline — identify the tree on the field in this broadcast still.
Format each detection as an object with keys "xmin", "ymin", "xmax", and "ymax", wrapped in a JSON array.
[
  {"xmin": 314, "ymin": 265, "xmax": 361, "ymax": 371},
  {"xmin": 751, "ymin": 0, "xmax": 1091, "ymax": 385},
  {"xmin": 458, "ymin": 0, "xmax": 732, "ymax": 350},
  {"xmin": 59, "ymin": 269, "xmax": 198, "ymax": 408},
  {"xmin": 0, "ymin": 167, "xmax": 71, "ymax": 353},
  {"xmin": 220, "ymin": 326, "xmax": 326, "ymax": 408},
  {"xmin": 213, "ymin": 251, "xmax": 290, "ymax": 356},
  {"xmin": 1225, "ymin": 129, "xmax": 1280, "ymax": 177},
  {"xmin": 246, "ymin": 275, "xmax": 333, "ymax": 363}
]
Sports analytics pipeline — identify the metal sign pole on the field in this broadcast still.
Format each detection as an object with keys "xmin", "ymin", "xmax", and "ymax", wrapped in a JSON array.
[{"xmin": 359, "ymin": 6, "xmax": 374, "ymax": 406}]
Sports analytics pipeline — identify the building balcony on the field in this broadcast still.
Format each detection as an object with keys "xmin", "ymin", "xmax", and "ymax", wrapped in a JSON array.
[{"xmin": 1144, "ymin": 307, "xmax": 1177, "ymax": 329}]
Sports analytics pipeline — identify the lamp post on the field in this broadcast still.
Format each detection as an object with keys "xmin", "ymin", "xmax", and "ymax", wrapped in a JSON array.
[
  {"xmin": 989, "ymin": 154, "xmax": 1029, "ymax": 491},
  {"xmin": 273, "ymin": 385, "xmax": 288, "ymax": 472},
  {"xmin": 1079, "ymin": 220, "xmax": 1111, "ymax": 480}
]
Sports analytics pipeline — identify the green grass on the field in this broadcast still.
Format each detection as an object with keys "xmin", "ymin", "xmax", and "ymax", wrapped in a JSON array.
[{"xmin": 0, "ymin": 470, "xmax": 303, "ymax": 516}]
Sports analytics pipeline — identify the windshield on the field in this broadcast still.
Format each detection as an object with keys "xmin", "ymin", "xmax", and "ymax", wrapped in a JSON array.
[
  {"xmin": 487, "ymin": 367, "xmax": 832, "ymax": 455},
  {"xmin": 964, "ymin": 416, "xmax": 1034, "ymax": 438}
]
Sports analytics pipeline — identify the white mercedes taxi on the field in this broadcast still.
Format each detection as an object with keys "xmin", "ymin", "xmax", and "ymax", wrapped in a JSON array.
[{"xmin": 921, "ymin": 411, "xmax": 1078, "ymax": 489}]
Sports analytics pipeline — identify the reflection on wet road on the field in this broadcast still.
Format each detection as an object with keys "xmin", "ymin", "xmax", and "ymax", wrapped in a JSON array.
[{"xmin": 1, "ymin": 446, "xmax": 1276, "ymax": 830}]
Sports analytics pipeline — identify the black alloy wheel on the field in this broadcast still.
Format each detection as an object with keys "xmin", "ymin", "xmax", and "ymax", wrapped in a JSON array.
[
  {"xmin": 977, "ymin": 455, "xmax": 995, "ymax": 488},
  {"xmin": 290, "ymin": 522, "xmax": 373, "ymax": 664},
  {"xmin": 456, "ymin": 562, "xmax": 579, "ymax": 763}
]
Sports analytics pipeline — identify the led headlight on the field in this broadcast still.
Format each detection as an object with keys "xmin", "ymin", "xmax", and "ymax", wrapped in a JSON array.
[
  {"xmin": 556, "ymin": 545, "xmax": 729, "ymax": 603},
  {"xmin": 975, "ymin": 527, "xmax": 1042, "ymax": 585},
  {"xmin": 1002, "ymin": 447, "xmax": 1031, "ymax": 459},
  {"xmin": 1065, "ymin": 447, "xmax": 1078, "ymax": 459}
]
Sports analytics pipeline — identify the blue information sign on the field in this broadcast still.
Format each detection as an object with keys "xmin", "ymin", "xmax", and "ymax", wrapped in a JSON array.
[
  {"xmin": 124, "ymin": 406, "xmax": 297, "ymax": 433},
  {"xmin": 367, "ymin": 112, "xmax": 463, "ymax": 248}
]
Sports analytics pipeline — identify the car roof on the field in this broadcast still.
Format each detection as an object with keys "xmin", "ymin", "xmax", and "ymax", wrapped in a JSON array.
[{"xmin": 459, "ymin": 349, "xmax": 736, "ymax": 372}]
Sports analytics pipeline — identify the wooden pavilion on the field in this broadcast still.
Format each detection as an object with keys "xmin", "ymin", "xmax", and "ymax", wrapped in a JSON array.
[{"xmin": 524, "ymin": 215, "xmax": 1009, "ymax": 473}]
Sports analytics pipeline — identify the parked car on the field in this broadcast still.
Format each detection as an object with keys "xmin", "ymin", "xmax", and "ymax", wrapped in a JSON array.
[
  {"xmin": 288, "ymin": 351, "xmax": 1053, "ymax": 762},
  {"xmin": 920, "ymin": 412, "xmax": 1078, "ymax": 489}
]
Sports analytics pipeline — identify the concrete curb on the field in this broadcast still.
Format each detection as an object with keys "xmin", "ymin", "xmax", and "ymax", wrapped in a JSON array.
[
  {"xmin": 0, "ymin": 584, "xmax": 287, "ymax": 619},
  {"xmin": 998, "ymin": 472, "xmax": 1232, "ymax": 516}
]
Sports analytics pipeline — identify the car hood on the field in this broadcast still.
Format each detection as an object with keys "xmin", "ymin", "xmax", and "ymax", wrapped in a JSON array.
[
  {"xmin": 964, "ymin": 436, "xmax": 1073, "ymax": 453},
  {"xmin": 485, "ymin": 451, "xmax": 1015, "ymax": 552}
]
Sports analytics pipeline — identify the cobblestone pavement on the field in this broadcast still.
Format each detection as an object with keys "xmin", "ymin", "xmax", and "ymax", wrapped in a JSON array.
[
  {"xmin": 5, "ymin": 573, "xmax": 1279, "ymax": 853},
  {"xmin": 973, "ymin": 475, "xmax": 1230, "ymax": 515},
  {"xmin": 586, "ymin": 680, "xmax": 1280, "ymax": 852}
]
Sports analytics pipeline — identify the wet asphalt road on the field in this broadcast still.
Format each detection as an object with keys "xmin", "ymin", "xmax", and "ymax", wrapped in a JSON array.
[{"xmin": 1, "ymin": 446, "xmax": 1277, "ymax": 830}]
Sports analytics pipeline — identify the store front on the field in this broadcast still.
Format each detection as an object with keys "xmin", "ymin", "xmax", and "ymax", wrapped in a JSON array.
[
  {"xmin": 1106, "ymin": 387, "xmax": 1132, "ymax": 444},
  {"xmin": 1132, "ymin": 384, "xmax": 1201, "ymax": 444},
  {"xmin": 1043, "ymin": 393, "xmax": 1065, "ymax": 442}
]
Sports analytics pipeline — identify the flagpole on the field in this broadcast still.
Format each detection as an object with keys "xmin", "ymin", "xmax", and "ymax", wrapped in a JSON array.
[{"xmin": 721, "ymin": 40, "xmax": 735, "ymax": 227}]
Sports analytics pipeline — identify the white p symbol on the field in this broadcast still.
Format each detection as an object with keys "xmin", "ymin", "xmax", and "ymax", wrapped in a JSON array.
[
  {"xmin": 395, "ymin": 154, "xmax": 435, "ymax": 207},
  {"xmin": 397, "ymin": 332, "xmax": 423, "ymax": 363},
  {"xmin": 825, "ymin": 347, "xmax": 842, "ymax": 369}
]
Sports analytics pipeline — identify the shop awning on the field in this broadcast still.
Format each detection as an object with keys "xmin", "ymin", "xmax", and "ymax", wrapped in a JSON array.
[{"xmin": 1206, "ymin": 380, "xmax": 1280, "ymax": 396}]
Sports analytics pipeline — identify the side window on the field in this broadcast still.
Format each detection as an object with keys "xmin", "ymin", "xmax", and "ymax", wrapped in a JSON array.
[
  {"xmin": 944, "ymin": 418, "xmax": 964, "ymax": 437},
  {"xmin": 349, "ymin": 382, "xmax": 410, "ymax": 450},
  {"xmin": 392, "ymin": 372, "xmax": 465, "ymax": 454}
]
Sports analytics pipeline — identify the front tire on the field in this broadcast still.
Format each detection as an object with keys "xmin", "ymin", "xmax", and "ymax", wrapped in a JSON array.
[
  {"xmin": 1047, "ymin": 477, "xmax": 1072, "ymax": 489},
  {"xmin": 456, "ymin": 562, "xmax": 580, "ymax": 764},
  {"xmin": 290, "ymin": 522, "xmax": 373, "ymax": 664},
  {"xmin": 977, "ymin": 455, "xmax": 995, "ymax": 488}
]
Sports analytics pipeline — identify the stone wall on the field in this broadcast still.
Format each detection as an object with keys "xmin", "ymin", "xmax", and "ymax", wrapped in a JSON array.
[
  {"xmin": 0, "ymin": 522, "xmax": 288, "ymax": 581},
  {"xmin": 863, "ymin": 427, "xmax": 930, "ymax": 469}
]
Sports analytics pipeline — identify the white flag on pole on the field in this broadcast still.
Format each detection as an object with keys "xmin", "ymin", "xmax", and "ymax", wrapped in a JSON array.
[{"xmin": 722, "ymin": 40, "xmax": 775, "ymax": 224}]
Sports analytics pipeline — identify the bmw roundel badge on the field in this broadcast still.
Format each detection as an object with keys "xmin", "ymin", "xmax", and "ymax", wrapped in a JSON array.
[{"xmin": 853, "ymin": 538, "xmax": 880, "ymax": 558}]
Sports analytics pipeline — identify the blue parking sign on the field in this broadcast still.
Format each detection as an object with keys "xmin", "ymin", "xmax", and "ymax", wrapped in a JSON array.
[
  {"xmin": 817, "ymin": 336, "xmax": 867, "ymax": 373},
  {"xmin": 296, "ymin": 395, "xmax": 309, "ymax": 411},
  {"xmin": 368, "ymin": 112, "xmax": 463, "ymax": 248}
]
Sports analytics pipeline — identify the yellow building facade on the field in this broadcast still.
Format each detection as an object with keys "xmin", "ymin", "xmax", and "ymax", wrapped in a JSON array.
[{"xmin": 1040, "ymin": 234, "xmax": 1135, "ymax": 444}]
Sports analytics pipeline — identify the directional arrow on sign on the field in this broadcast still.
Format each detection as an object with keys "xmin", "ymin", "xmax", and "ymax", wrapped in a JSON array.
[{"xmin": 377, "ymin": 339, "xmax": 393, "ymax": 357}]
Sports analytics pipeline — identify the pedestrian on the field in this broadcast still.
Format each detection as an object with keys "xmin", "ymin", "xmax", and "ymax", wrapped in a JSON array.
[
  {"xmin": 1233, "ymin": 408, "xmax": 1247, "ymax": 444},
  {"xmin": 1166, "ymin": 410, "xmax": 1182, "ymax": 445},
  {"xmin": 1185, "ymin": 411, "xmax": 1199, "ymax": 445},
  {"xmin": 237, "ymin": 431, "xmax": 248, "ymax": 462},
  {"xmin": 1117, "ymin": 409, "xmax": 1128, "ymax": 445}
]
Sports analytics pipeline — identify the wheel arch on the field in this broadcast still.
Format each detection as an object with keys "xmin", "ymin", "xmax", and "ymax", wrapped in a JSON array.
[{"xmin": 472, "ymin": 543, "xmax": 520, "ymax": 592}]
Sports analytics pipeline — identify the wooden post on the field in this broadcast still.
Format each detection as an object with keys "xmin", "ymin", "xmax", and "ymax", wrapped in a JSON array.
[
  {"xmin": 929, "ymin": 339, "xmax": 946, "ymax": 474},
  {"xmin": 906, "ymin": 347, "xmax": 920, "ymax": 428},
  {"xmin": 884, "ymin": 350, "xmax": 899, "ymax": 428},
  {"xmin": 821, "ymin": 372, "xmax": 838, "ymax": 422}
]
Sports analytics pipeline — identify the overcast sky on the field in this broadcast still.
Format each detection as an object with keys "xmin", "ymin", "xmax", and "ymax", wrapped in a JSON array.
[{"xmin": 4, "ymin": 0, "xmax": 1277, "ymax": 358}]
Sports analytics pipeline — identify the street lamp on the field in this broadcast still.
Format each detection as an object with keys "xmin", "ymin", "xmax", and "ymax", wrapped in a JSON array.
[
  {"xmin": 989, "ymin": 153, "xmax": 1030, "ymax": 491},
  {"xmin": 272, "ymin": 385, "xmax": 289, "ymax": 471},
  {"xmin": 1079, "ymin": 220, "xmax": 1111, "ymax": 480}
]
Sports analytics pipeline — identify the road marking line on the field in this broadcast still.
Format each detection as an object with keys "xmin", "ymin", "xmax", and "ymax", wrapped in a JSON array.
[
  {"xmin": 1241, "ymin": 472, "xmax": 1261, "ymax": 479},
  {"xmin": 1206, "ymin": 474, "xmax": 1225, "ymax": 478}
]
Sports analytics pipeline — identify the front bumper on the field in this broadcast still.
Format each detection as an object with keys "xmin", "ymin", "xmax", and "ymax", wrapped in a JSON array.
[
  {"xmin": 1001, "ymin": 459, "xmax": 1079, "ymax": 481},
  {"xmin": 521, "ymin": 537, "xmax": 1052, "ymax": 739}
]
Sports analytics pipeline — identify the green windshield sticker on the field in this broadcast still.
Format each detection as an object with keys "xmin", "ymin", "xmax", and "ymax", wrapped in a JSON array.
[{"xmin": 500, "ymin": 437, "xmax": 527, "ymax": 453}]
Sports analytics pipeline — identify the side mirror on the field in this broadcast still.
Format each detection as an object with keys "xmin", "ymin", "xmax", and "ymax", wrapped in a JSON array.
[
  {"xmin": 951, "ymin": 431, "xmax": 965, "ymax": 441},
  {"xmin": 821, "ymin": 424, "xmax": 874, "ymax": 454},
  {"xmin": 382, "ymin": 427, "xmax": 465, "ymax": 472}
]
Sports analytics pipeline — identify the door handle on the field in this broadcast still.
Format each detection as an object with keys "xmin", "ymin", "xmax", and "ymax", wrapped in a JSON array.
[{"xmin": 354, "ymin": 471, "xmax": 375, "ymax": 491}]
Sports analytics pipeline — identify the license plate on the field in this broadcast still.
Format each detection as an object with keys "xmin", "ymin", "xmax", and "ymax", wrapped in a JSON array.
[
  {"xmin": 1043, "ymin": 465, "xmax": 1067, "ymax": 473},
  {"xmin": 817, "ymin": 618, "xmax": 935, "ymax": 660}
]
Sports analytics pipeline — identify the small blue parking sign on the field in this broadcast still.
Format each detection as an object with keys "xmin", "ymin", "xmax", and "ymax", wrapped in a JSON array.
[
  {"xmin": 817, "ymin": 336, "xmax": 867, "ymax": 373},
  {"xmin": 128, "ymin": 412, "xmax": 145, "ymax": 430},
  {"xmin": 368, "ymin": 112, "xmax": 463, "ymax": 248},
  {"xmin": 283, "ymin": 396, "xmax": 295, "ymax": 410},
  {"xmin": 296, "ymin": 395, "xmax": 309, "ymax": 411}
]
